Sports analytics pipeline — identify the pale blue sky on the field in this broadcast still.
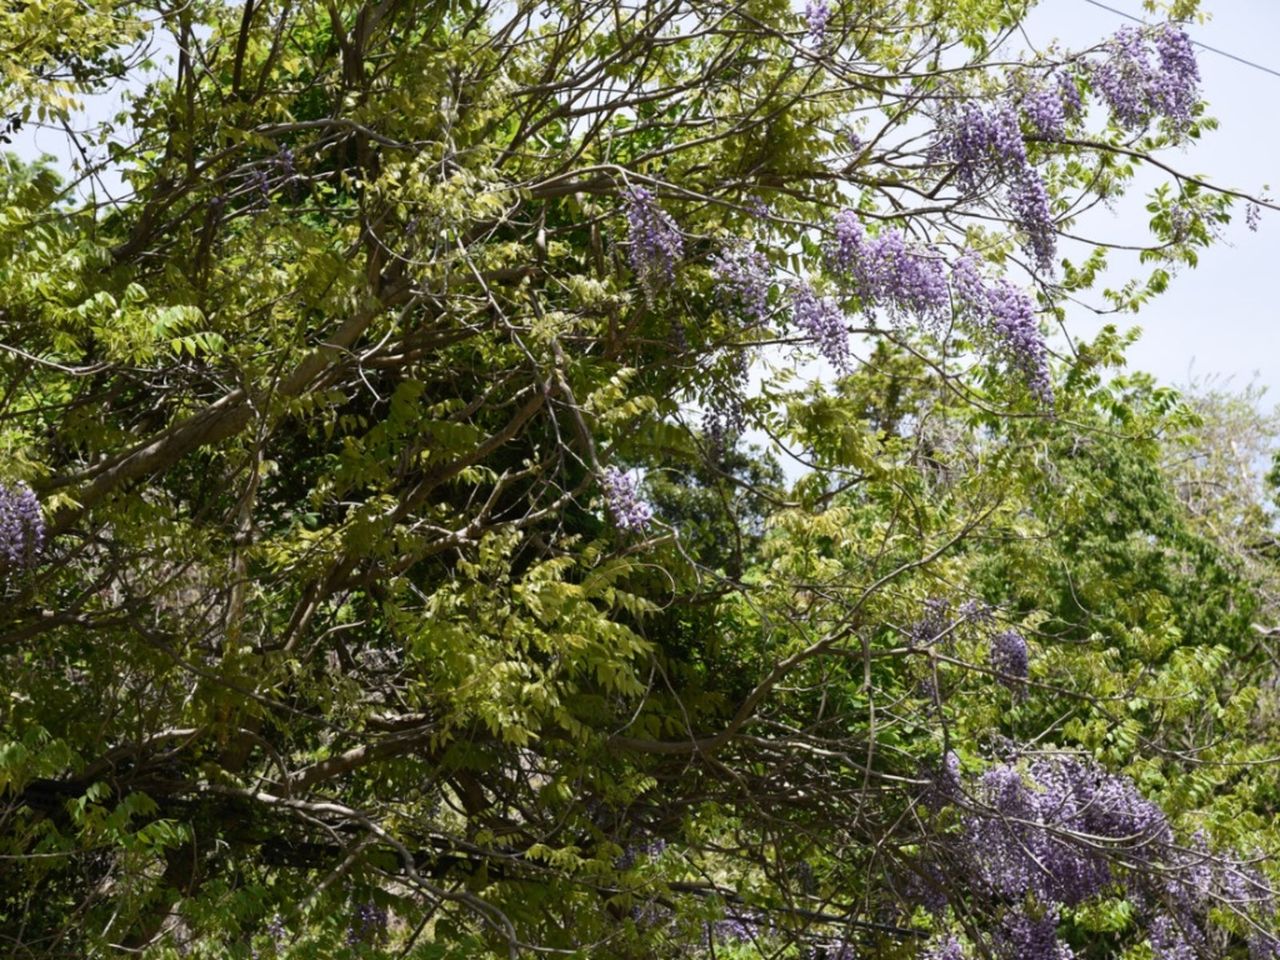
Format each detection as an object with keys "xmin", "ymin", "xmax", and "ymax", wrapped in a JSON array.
[{"xmin": 1023, "ymin": 0, "xmax": 1280, "ymax": 395}]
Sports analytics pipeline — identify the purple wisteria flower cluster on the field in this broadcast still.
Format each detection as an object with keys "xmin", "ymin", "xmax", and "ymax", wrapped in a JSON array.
[
  {"xmin": 923, "ymin": 749, "xmax": 964, "ymax": 812},
  {"xmin": 988, "ymin": 629, "xmax": 1029, "ymax": 687},
  {"xmin": 1219, "ymin": 856, "xmax": 1280, "ymax": 960},
  {"xmin": 1018, "ymin": 70, "xmax": 1085, "ymax": 143},
  {"xmin": 703, "ymin": 909, "xmax": 769, "ymax": 947},
  {"xmin": 624, "ymin": 186, "xmax": 684, "ymax": 303},
  {"xmin": 790, "ymin": 283, "xmax": 852, "ymax": 372},
  {"xmin": 1022, "ymin": 86, "xmax": 1068, "ymax": 142},
  {"xmin": 702, "ymin": 396, "xmax": 747, "ymax": 456},
  {"xmin": 912, "ymin": 597, "xmax": 994, "ymax": 648},
  {"xmin": 823, "ymin": 213, "xmax": 1053, "ymax": 402},
  {"xmin": 709, "ymin": 242, "xmax": 771, "ymax": 326},
  {"xmin": 1090, "ymin": 24, "xmax": 1200, "ymax": 131},
  {"xmin": 345, "ymin": 901, "xmax": 388, "ymax": 945},
  {"xmin": 929, "ymin": 23, "xmax": 1198, "ymax": 270},
  {"xmin": 985, "ymin": 281, "xmax": 1053, "ymax": 403},
  {"xmin": 1148, "ymin": 914, "xmax": 1197, "ymax": 960},
  {"xmin": 0, "ymin": 481, "xmax": 44, "ymax": 573},
  {"xmin": 265, "ymin": 914, "xmax": 286, "ymax": 948},
  {"xmin": 931, "ymin": 100, "xmax": 1057, "ymax": 273},
  {"xmin": 922, "ymin": 934, "xmax": 967, "ymax": 960},
  {"xmin": 951, "ymin": 253, "xmax": 1053, "ymax": 403},
  {"xmin": 1251, "ymin": 930, "xmax": 1280, "ymax": 960},
  {"xmin": 916, "ymin": 753, "xmax": 1279, "ymax": 960},
  {"xmin": 995, "ymin": 904, "xmax": 1073, "ymax": 960},
  {"xmin": 602, "ymin": 466, "xmax": 654, "ymax": 531},
  {"xmin": 828, "ymin": 212, "xmax": 949, "ymax": 324},
  {"xmin": 959, "ymin": 598, "xmax": 993, "ymax": 624},
  {"xmin": 935, "ymin": 100, "xmax": 1026, "ymax": 193},
  {"xmin": 704, "ymin": 240, "xmax": 769, "ymax": 445},
  {"xmin": 804, "ymin": 0, "xmax": 831, "ymax": 47},
  {"xmin": 911, "ymin": 596, "xmax": 954, "ymax": 646},
  {"xmin": 965, "ymin": 758, "xmax": 1126, "ymax": 907}
]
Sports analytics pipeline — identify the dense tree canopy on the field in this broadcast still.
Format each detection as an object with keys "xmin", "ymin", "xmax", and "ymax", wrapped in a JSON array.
[{"xmin": 2, "ymin": 0, "xmax": 1280, "ymax": 957}]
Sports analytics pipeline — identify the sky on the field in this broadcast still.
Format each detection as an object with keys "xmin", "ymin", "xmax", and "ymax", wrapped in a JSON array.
[{"xmin": 1021, "ymin": 0, "xmax": 1280, "ymax": 396}]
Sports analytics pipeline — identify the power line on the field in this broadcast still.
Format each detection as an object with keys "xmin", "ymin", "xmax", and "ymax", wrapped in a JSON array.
[{"xmin": 1081, "ymin": 0, "xmax": 1280, "ymax": 81}]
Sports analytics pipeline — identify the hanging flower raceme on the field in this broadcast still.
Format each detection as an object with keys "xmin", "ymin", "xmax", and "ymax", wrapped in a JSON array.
[
  {"xmin": 0, "ymin": 481, "xmax": 44, "ymax": 574},
  {"xmin": 709, "ymin": 242, "xmax": 771, "ymax": 326},
  {"xmin": 1090, "ymin": 24, "xmax": 1200, "ymax": 131},
  {"xmin": 823, "ymin": 215, "xmax": 1054, "ymax": 403},
  {"xmin": 934, "ymin": 100, "xmax": 1027, "ymax": 193},
  {"xmin": 922, "ymin": 935, "xmax": 967, "ymax": 960},
  {"xmin": 911, "ymin": 752, "xmax": 1275, "ymax": 960},
  {"xmin": 601, "ymin": 466, "xmax": 653, "ymax": 532},
  {"xmin": 1007, "ymin": 172, "xmax": 1056, "ymax": 273},
  {"xmin": 790, "ymin": 283, "xmax": 852, "ymax": 372},
  {"xmin": 804, "ymin": 0, "xmax": 831, "ymax": 46},
  {"xmin": 702, "ymin": 239, "xmax": 768, "ymax": 449},
  {"xmin": 951, "ymin": 253, "xmax": 1053, "ymax": 405},
  {"xmin": 1022, "ymin": 86, "xmax": 1067, "ymax": 141},
  {"xmin": 931, "ymin": 101, "xmax": 1058, "ymax": 273},
  {"xmin": 624, "ymin": 186, "xmax": 684, "ymax": 302},
  {"xmin": 985, "ymin": 280, "xmax": 1053, "ymax": 401},
  {"xmin": 994, "ymin": 905, "xmax": 1073, "ymax": 960},
  {"xmin": 1020, "ymin": 71, "xmax": 1084, "ymax": 143},
  {"xmin": 828, "ymin": 212, "xmax": 950, "ymax": 324},
  {"xmin": 988, "ymin": 628, "xmax": 1029, "ymax": 686},
  {"xmin": 911, "ymin": 596, "xmax": 954, "ymax": 646},
  {"xmin": 345, "ymin": 902, "xmax": 388, "ymax": 946},
  {"xmin": 1147, "ymin": 915, "xmax": 1198, "ymax": 960}
]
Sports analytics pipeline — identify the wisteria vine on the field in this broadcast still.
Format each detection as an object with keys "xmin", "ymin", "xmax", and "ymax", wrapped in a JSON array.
[
  {"xmin": 913, "ymin": 751, "xmax": 1278, "ymax": 960},
  {"xmin": 0, "ymin": 481, "xmax": 44, "ymax": 576},
  {"xmin": 625, "ymin": 186, "xmax": 684, "ymax": 303},
  {"xmin": 617, "ymin": 24, "xmax": 1206, "ymax": 413},
  {"xmin": 601, "ymin": 466, "xmax": 654, "ymax": 532}
]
